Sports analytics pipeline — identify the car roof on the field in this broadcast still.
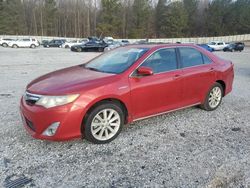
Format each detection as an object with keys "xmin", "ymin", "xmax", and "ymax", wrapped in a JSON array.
[{"xmin": 123, "ymin": 43, "xmax": 201, "ymax": 50}]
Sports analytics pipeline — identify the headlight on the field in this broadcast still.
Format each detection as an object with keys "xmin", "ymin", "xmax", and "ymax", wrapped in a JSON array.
[{"xmin": 36, "ymin": 94, "xmax": 79, "ymax": 108}]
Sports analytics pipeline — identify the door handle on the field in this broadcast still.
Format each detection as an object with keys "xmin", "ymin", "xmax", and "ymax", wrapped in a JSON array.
[
  {"xmin": 173, "ymin": 74, "xmax": 181, "ymax": 79},
  {"xmin": 209, "ymin": 67, "xmax": 214, "ymax": 71}
]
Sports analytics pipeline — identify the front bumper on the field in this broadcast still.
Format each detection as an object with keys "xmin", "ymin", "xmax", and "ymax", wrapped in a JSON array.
[{"xmin": 20, "ymin": 96, "xmax": 83, "ymax": 141}]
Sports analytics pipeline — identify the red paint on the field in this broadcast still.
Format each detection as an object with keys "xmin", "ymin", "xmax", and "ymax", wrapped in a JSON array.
[{"xmin": 20, "ymin": 44, "xmax": 234, "ymax": 141}]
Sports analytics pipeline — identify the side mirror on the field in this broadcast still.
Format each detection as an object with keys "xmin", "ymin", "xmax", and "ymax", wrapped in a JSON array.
[{"xmin": 137, "ymin": 66, "xmax": 153, "ymax": 76}]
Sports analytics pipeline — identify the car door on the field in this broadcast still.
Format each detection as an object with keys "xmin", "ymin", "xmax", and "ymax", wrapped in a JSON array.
[
  {"xmin": 129, "ymin": 48, "xmax": 183, "ymax": 119},
  {"xmin": 55, "ymin": 40, "xmax": 61, "ymax": 47},
  {"xmin": 84, "ymin": 41, "xmax": 95, "ymax": 50},
  {"xmin": 217, "ymin": 42, "xmax": 224, "ymax": 50},
  {"xmin": 48, "ymin": 40, "xmax": 55, "ymax": 47},
  {"xmin": 23, "ymin": 39, "xmax": 30, "ymax": 47},
  {"xmin": 18, "ymin": 39, "xmax": 24, "ymax": 47},
  {"xmin": 178, "ymin": 47, "xmax": 215, "ymax": 106}
]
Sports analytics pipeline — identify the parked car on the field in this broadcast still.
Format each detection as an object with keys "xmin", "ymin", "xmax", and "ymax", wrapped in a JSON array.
[
  {"xmin": 0, "ymin": 38, "xmax": 16, "ymax": 47},
  {"xmin": 62, "ymin": 39, "xmax": 88, "ymax": 48},
  {"xmin": 197, "ymin": 44, "xmax": 214, "ymax": 52},
  {"xmin": 8, "ymin": 38, "xmax": 39, "ymax": 48},
  {"xmin": 104, "ymin": 41, "xmax": 122, "ymax": 52},
  {"xmin": 223, "ymin": 42, "xmax": 245, "ymax": 52},
  {"xmin": 41, "ymin": 40, "xmax": 49, "ymax": 46},
  {"xmin": 71, "ymin": 40, "xmax": 108, "ymax": 52},
  {"xmin": 207, "ymin": 41, "xmax": 228, "ymax": 51},
  {"xmin": 121, "ymin": 39, "xmax": 130, "ymax": 45},
  {"xmin": 20, "ymin": 44, "xmax": 234, "ymax": 144},
  {"xmin": 103, "ymin": 36, "xmax": 114, "ymax": 43},
  {"xmin": 43, "ymin": 39, "xmax": 66, "ymax": 48}
]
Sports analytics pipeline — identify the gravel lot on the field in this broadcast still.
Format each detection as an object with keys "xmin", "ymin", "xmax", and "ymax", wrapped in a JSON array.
[{"xmin": 0, "ymin": 46, "xmax": 249, "ymax": 188}]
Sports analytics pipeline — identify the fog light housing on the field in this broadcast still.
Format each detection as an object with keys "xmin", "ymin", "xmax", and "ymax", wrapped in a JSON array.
[{"xmin": 42, "ymin": 122, "xmax": 60, "ymax": 136}]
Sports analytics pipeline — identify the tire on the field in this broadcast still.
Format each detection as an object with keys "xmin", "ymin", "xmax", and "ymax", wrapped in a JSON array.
[
  {"xmin": 83, "ymin": 102, "xmax": 125, "ymax": 144},
  {"xmin": 12, "ymin": 44, "xmax": 18, "ymax": 48},
  {"xmin": 2, "ymin": 43, "xmax": 8, "ymax": 47},
  {"xmin": 77, "ymin": 48, "xmax": 82, "ymax": 52},
  {"xmin": 98, "ymin": 47, "xmax": 103, "ymax": 52},
  {"xmin": 200, "ymin": 83, "xmax": 223, "ymax": 111},
  {"xmin": 65, "ymin": 45, "xmax": 69, "ymax": 48},
  {"xmin": 30, "ymin": 44, "xmax": 36, "ymax": 48}
]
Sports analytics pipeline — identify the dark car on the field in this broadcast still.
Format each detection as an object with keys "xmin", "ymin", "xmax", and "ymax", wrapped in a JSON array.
[
  {"xmin": 223, "ymin": 42, "xmax": 245, "ymax": 52},
  {"xmin": 121, "ymin": 40, "xmax": 130, "ymax": 45},
  {"xmin": 198, "ymin": 44, "xmax": 214, "ymax": 52},
  {"xmin": 43, "ymin": 39, "xmax": 66, "ymax": 48},
  {"xmin": 71, "ymin": 40, "xmax": 108, "ymax": 52}
]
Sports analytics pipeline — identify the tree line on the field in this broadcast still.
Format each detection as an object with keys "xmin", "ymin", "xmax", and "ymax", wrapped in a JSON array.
[{"xmin": 0, "ymin": 0, "xmax": 250, "ymax": 39}]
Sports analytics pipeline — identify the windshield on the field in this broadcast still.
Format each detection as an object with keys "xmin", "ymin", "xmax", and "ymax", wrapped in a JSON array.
[
  {"xmin": 84, "ymin": 47, "xmax": 149, "ymax": 74},
  {"xmin": 209, "ymin": 42, "xmax": 216, "ymax": 45}
]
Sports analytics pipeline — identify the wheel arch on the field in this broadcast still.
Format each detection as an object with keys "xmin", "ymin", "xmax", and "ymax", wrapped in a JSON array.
[
  {"xmin": 216, "ymin": 80, "xmax": 226, "ymax": 96},
  {"xmin": 80, "ymin": 97, "xmax": 129, "ymax": 134}
]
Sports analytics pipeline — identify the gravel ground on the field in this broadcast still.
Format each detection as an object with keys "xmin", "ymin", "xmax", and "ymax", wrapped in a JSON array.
[{"xmin": 0, "ymin": 46, "xmax": 249, "ymax": 188}]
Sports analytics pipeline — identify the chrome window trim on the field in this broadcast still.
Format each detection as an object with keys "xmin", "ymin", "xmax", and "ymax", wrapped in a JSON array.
[{"xmin": 129, "ymin": 46, "xmax": 214, "ymax": 78}]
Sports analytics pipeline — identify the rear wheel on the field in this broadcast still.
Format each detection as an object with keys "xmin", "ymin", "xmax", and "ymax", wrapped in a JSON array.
[
  {"xmin": 12, "ymin": 44, "xmax": 18, "ymax": 48},
  {"xmin": 200, "ymin": 83, "xmax": 223, "ymax": 111},
  {"xmin": 83, "ymin": 102, "xmax": 124, "ymax": 144},
  {"xmin": 30, "ymin": 44, "xmax": 36, "ymax": 48},
  {"xmin": 2, "ymin": 43, "xmax": 8, "ymax": 47},
  {"xmin": 77, "ymin": 48, "xmax": 82, "ymax": 52}
]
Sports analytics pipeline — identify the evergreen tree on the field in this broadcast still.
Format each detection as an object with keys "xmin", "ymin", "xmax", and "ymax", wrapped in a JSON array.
[
  {"xmin": 183, "ymin": 0, "xmax": 198, "ymax": 36},
  {"xmin": 44, "ymin": 0, "xmax": 58, "ymax": 36},
  {"xmin": 128, "ymin": 0, "xmax": 151, "ymax": 38},
  {"xmin": 97, "ymin": 0, "xmax": 122, "ymax": 38},
  {"xmin": 156, "ymin": 1, "xmax": 188, "ymax": 37}
]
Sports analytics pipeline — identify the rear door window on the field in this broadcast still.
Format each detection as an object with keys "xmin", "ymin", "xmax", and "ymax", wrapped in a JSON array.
[{"xmin": 179, "ymin": 48, "xmax": 204, "ymax": 68}]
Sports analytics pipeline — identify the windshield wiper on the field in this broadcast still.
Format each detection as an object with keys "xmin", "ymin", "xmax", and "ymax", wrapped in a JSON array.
[
  {"xmin": 83, "ymin": 65, "xmax": 117, "ymax": 74},
  {"xmin": 85, "ymin": 66, "xmax": 102, "ymax": 72}
]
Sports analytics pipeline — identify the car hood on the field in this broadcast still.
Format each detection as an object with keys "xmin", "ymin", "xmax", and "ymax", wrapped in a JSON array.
[{"xmin": 27, "ymin": 66, "xmax": 116, "ymax": 95}]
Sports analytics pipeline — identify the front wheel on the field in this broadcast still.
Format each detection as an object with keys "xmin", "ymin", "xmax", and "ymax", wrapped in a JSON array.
[
  {"xmin": 12, "ymin": 44, "xmax": 18, "ymax": 48},
  {"xmin": 200, "ymin": 83, "xmax": 223, "ymax": 111},
  {"xmin": 83, "ymin": 102, "xmax": 124, "ymax": 144}
]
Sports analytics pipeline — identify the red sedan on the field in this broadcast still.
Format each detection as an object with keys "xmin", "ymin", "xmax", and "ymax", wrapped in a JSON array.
[{"xmin": 20, "ymin": 44, "xmax": 234, "ymax": 144}]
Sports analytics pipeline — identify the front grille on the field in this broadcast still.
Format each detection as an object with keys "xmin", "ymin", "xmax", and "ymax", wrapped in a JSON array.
[
  {"xmin": 25, "ymin": 117, "xmax": 36, "ymax": 132},
  {"xmin": 24, "ymin": 92, "xmax": 41, "ymax": 105}
]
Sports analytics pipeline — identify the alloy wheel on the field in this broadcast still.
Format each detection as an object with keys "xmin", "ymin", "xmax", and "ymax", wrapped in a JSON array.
[
  {"xmin": 90, "ymin": 109, "xmax": 121, "ymax": 141},
  {"xmin": 208, "ymin": 86, "xmax": 222, "ymax": 108}
]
